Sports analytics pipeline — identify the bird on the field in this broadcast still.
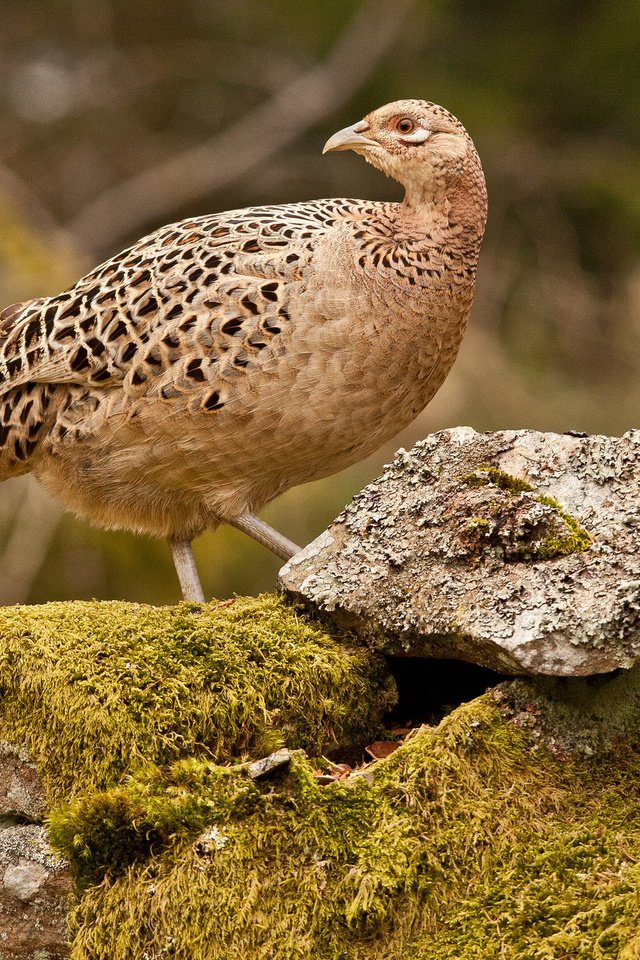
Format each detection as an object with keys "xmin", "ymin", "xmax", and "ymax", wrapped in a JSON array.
[{"xmin": 0, "ymin": 99, "xmax": 487, "ymax": 602}]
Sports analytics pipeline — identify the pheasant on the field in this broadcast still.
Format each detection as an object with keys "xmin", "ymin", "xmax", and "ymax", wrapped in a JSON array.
[{"xmin": 0, "ymin": 100, "xmax": 487, "ymax": 602}]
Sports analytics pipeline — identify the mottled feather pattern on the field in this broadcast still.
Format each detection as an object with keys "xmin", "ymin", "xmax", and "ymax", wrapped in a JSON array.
[
  {"xmin": 0, "ymin": 99, "xmax": 487, "ymax": 547},
  {"xmin": 0, "ymin": 202, "xmax": 347, "ymax": 473}
]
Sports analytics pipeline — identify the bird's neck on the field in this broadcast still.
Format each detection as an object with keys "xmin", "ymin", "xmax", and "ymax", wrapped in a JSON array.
[{"xmin": 398, "ymin": 160, "xmax": 487, "ymax": 251}]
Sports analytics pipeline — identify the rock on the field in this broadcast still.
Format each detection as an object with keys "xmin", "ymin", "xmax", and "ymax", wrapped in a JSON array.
[
  {"xmin": 0, "ymin": 742, "xmax": 46, "ymax": 822},
  {"xmin": 0, "ymin": 741, "xmax": 70, "ymax": 957},
  {"xmin": 0, "ymin": 823, "xmax": 70, "ymax": 958},
  {"xmin": 280, "ymin": 427, "xmax": 640, "ymax": 676},
  {"xmin": 4, "ymin": 859, "xmax": 49, "ymax": 902},
  {"xmin": 0, "ymin": 594, "xmax": 395, "ymax": 956}
]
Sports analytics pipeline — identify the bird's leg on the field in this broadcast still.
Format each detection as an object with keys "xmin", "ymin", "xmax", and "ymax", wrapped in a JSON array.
[
  {"xmin": 168, "ymin": 538, "xmax": 205, "ymax": 602},
  {"xmin": 227, "ymin": 512, "xmax": 301, "ymax": 561}
]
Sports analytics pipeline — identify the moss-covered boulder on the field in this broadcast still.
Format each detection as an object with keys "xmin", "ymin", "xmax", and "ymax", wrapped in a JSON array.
[
  {"xmin": 0, "ymin": 595, "xmax": 394, "ymax": 802},
  {"xmin": 0, "ymin": 594, "xmax": 394, "ymax": 958},
  {"xmin": 56, "ymin": 688, "xmax": 640, "ymax": 959},
  {"xmin": 2, "ymin": 595, "xmax": 640, "ymax": 958}
]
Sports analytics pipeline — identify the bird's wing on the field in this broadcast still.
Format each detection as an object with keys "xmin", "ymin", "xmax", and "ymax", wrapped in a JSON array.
[{"xmin": 0, "ymin": 199, "xmax": 359, "ymax": 398}]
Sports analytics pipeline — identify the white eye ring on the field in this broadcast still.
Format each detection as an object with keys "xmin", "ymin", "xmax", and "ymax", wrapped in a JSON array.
[{"xmin": 400, "ymin": 128, "xmax": 432, "ymax": 144}]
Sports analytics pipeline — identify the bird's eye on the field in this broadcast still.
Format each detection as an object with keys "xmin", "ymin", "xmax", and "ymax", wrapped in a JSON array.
[{"xmin": 396, "ymin": 118, "xmax": 416, "ymax": 134}]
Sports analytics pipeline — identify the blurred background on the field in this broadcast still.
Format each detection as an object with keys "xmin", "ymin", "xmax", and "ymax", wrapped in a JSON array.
[{"xmin": 0, "ymin": 0, "xmax": 639, "ymax": 604}]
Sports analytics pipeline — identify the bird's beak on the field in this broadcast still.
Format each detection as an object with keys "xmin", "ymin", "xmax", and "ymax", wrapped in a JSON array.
[{"xmin": 322, "ymin": 121, "xmax": 378, "ymax": 155}]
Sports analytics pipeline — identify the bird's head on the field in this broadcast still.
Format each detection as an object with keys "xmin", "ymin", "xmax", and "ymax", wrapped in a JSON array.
[{"xmin": 323, "ymin": 99, "xmax": 483, "ymax": 212}]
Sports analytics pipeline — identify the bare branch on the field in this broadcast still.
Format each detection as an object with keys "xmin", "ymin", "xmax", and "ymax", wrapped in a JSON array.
[{"xmin": 68, "ymin": 0, "xmax": 417, "ymax": 256}]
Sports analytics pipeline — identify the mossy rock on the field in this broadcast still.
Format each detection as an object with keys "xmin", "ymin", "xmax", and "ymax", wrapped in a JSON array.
[
  {"xmin": 0, "ymin": 594, "xmax": 395, "ymax": 802},
  {"xmin": 461, "ymin": 466, "xmax": 592, "ymax": 561},
  {"xmin": 2, "ymin": 594, "xmax": 640, "ymax": 958},
  {"xmin": 55, "ymin": 696, "xmax": 640, "ymax": 959}
]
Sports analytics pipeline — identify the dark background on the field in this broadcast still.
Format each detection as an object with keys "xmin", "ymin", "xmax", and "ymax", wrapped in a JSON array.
[{"xmin": 1, "ymin": 0, "xmax": 638, "ymax": 603}]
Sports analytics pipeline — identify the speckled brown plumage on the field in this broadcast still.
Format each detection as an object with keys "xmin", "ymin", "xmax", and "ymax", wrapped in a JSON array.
[{"xmin": 0, "ymin": 99, "xmax": 487, "ymax": 598}]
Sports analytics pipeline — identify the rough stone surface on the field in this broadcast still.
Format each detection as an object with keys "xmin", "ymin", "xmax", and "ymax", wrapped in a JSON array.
[
  {"xmin": 0, "ymin": 742, "xmax": 70, "ymax": 959},
  {"xmin": 280, "ymin": 427, "xmax": 640, "ymax": 676},
  {"xmin": 0, "ymin": 742, "xmax": 46, "ymax": 823},
  {"xmin": 0, "ymin": 824, "xmax": 70, "ymax": 958}
]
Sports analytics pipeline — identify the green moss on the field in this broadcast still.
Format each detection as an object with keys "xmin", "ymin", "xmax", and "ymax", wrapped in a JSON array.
[
  {"xmin": 463, "ymin": 466, "xmax": 534, "ymax": 494},
  {"xmin": 465, "ymin": 516, "xmax": 492, "ymax": 532},
  {"xmin": 4, "ymin": 595, "xmax": 638, "ymax": 956},
  {"xmin": 49, "ymin": 758, "xmax": 265, "ymax": 891},
  {"xmin": 56, "ymin": 698, "xmax": 640, "ymax": 959},
  {"xmin": 461, "ymin": 465, "xmax": 592, "ymax": 561},
  {"xmin": 0, "ymin": 594, "xmax": 395, "ymax": 802},
  {"xmin": 534, "ymin": 493, "xmax": 593, "ymax": 559}
]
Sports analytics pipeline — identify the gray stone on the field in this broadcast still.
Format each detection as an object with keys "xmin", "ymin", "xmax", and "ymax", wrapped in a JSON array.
[
  {"xmin": 280, "ymin": 427, "xmax": 640, "ymax": 676},
  {"xmin": 0, "ymin": 742, "xmax": 70, "ymax": 958},
  {"xmin": 3, "ymin": 860, "xmax": 49, "ymax": 902},
  {"xmin": 0, "ymin": 823, "xmax": 70, "ymax": 958},
  {"xmin": 0, "ymin": 742, "xmax": 46, "ymax": 822}
]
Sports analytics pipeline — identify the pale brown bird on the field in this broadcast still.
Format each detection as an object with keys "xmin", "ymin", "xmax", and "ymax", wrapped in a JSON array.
[{"xmin": 0, "ymin": 100, "xmax": 487, "ymax": 601}]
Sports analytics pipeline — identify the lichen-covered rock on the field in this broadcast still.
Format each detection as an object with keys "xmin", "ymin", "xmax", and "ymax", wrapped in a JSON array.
[
  {"xmin": 0, "ymin": 742, "xmax": 46, "ymax": 822},
  {"xmin": 0, "ymin": 742, "xmax": 71, "ymax": 958},
  {"xmin": 0, "ymin": 823, "xmax": 70, "ymax": 958},
  {"xmin": 280, "ymin": 427, "xmax": 640, "ymax": 676}
]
